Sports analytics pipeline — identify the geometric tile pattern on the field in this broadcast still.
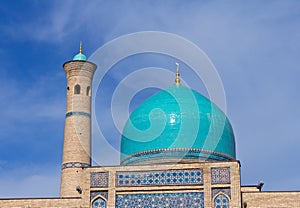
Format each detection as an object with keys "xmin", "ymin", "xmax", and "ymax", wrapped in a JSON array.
[
  {"xmin": 211, "ymin": 167, "xmax": 230, "ymax": 184},
  {"xmin": 212, "ymin": 188, "xmax": 231, "ymax": 199},
  {"xmin": 117, "ymin": 169, "xmax": 203, "ymax": 187},
  {"xmin": 214, "ymin": 193, "xmax": 230, "ymax": 208},
  {"xmin": 90, "ymin": 172, "xmax": 109, "ymax": 188},
  {"xmin": 90, "ymin": 191, "xmax": 108, "ymax": 201},
  {"xmin": 62, "ymin": 162, "xmax": 90, "ymax": 169},
  {"xmin": 92, "ymin": 197, "xmax": 106, "ymax": 208},
  {"xmin": 116, "ymin": 192, "xmax": 204, "ymax": 208}
]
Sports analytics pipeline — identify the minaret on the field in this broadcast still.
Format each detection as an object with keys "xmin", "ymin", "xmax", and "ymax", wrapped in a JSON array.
[{"xmin": 60, "ymin": 43, "xmax": 97, "ymax": 197}]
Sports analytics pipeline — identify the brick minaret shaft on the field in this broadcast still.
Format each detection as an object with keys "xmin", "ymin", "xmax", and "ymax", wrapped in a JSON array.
[{"xmin": 60, "ymin": 59, "xmax": 97, "ymax": 197}]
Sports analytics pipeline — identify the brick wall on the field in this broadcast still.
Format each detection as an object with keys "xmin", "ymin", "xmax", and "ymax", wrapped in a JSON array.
[{"xmin": 242, "ymin": 191, "xmax": 300, "ymax": 208}]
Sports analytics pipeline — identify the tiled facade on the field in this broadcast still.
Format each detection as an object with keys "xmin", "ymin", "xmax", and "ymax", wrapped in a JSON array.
[
  {"xmin": 115, "ymin": 192, "xmax": 204, "ymax": 208},
  {"xmin": 211, "ymin": 167, "xmax": 231, "ymax": 184},
  {"xmin": 90, "ymin": 172, "xmax": 109, "ymax": 188},
  {"xmin": 117, "ymin": 169, "xmax": 203, "ymax": 187},
  {"xmin": 1, "ymin": 159, "xmax": 300, "ymax": 207},
  {"xmin": 86, "ymin": 162, "xmax": 241, "ymax": 208}
]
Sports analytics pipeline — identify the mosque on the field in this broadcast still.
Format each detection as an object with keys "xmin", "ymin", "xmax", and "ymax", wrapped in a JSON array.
[{"xmin": 0, "ymin": 46, "xmax": 300, "ymax": 207}]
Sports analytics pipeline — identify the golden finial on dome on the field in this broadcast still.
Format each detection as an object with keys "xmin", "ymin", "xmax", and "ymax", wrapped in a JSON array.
[
  {"xmin": 175, "ymin": 62, "xmax": 181, "ymax": 85},
  {"xmin": 79, "ymin": 41, "xmax": 83, "ymax": 54}
]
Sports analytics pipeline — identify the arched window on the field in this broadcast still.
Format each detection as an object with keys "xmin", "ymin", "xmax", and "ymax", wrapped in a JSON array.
[
  {"xmin": 214, "ymin": 193, "xmax": 229, "ymax": 208},
  {"xmin": 74, "ymin": 84, "xmax": 81, "ymax": 94},
  {"xmin": 92, "ymin": 197, "xmax": 106, "ymax": 208},
  {"xmin": 87, "ymin": 86, "xmax": 91, "ymax": 96}
]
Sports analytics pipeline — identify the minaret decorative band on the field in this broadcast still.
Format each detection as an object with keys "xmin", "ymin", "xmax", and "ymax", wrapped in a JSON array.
[
  {"xmin": 65, "ymin": 111, "xmax": 91, "ymax": 118},
  {"xmin": 62, "ymin": 162, "xmax": 90, "ymax": 169}
]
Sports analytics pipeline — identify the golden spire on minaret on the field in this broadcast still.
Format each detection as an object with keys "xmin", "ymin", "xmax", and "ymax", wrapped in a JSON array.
[
  {"xmin": 79, "ymin": 41, "xmax": 83, "ymax": 54},
  {"xmin": 175, "ymin": 62, "xmax": 181, "ymax": 85}
]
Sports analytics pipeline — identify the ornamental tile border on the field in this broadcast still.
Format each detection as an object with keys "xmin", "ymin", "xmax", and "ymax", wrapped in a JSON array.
[
  {"xmin": 66, "ymin": 111, "xmax": 91, "ymax": 118},
  {"xmin": 121, "ymin": 148, "xmax": 234, "ymax": 165},
  {"xmin": 90, "ymin": 172, "xmax": 109, "ymax": 188},
  {"xmin": 212, "ymin": 188, "xmax": 231, "ymax": 199},
  {"xmin": 116, "ymin": 192, "xmax": 204, "ymax": 208},
  {"xmin": 211, "ymin": 167, "xmax": 231, "ymax": 184},
  {"xmin": 116, "ymin": 169, "xmax": 203, "ymax": 187},
  {"xmin": 62, "ymin": 162, "xmax": 90, "ymax": 169},
  {"xmin": 90, "ymin": 191, "xmax": 108, "ymax": 201}
]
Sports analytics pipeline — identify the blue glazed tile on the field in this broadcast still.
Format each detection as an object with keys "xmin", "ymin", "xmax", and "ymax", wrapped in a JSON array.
[
  {"xmin": 212, "ymin": 188, "xmax": 231, "ymax": 199},
  {"xmin": 92, "ymin": 197, "xmax": 106, "ymax": 208},
  {"xmin": 211, "ymin": 167, "xmax": 230, "ymax": 184},
  {"xmin": 116, "ymin": 192, "xmax": 204, "ymax": 208},
  {"xmin": 90, "ymin": 191, "xmax": 108, "ymax": 201},
  {"xmin": 90, "ymin": 172, "xmax": 109, "ymax": 188},
  {"xmin": 117, "ymin": 169, "xmax": 203, "ymax": 187},
  {"xmin": 214, "ymin": 193, "xmax": 229, "ymax": 208}
]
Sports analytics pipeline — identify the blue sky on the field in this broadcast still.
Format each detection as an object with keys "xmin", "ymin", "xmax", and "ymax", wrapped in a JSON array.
[{"xmin": 0, "ymin": 0, "xmax": 300, "ymax": 197}]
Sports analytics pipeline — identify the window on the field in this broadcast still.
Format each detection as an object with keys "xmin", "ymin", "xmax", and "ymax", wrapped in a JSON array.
[
  {"xmin": 92, "ymin": 197, "xmax": 106, "ymax": 208},
  {"xmin": 214, "ymin": 193, "xmax": 229, "ymax": 208},
  {"xmin": 87, "ymin": 86, "xmax": 91, "ymax": 96},
  {"xmin": 74, "ymin": 84, "xmax": 81, "ymax": 94}
]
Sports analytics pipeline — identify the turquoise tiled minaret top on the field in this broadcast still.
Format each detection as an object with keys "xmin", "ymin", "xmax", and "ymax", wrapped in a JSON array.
[
  {"xmin": 120, "ymin": 84, "xmax": 236, "ymax": 165},
  {"xmin": 72, "ymin": 42, "xmax": 87, "ymax": 61}
]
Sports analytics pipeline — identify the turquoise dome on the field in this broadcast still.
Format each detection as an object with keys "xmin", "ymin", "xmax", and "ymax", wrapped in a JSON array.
[
  {"xmin": 120, "ymin": 85, "xmax": 236, "ymax": 165},
  {"xmin": 73, "ymin": 52, "xmax": 87, "ymax": 61}
]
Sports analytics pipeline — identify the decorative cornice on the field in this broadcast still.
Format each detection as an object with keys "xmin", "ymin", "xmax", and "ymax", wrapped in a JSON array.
[{"xmin": 121, "ymin": 148, "xmax": 234, "ymax": 165}]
